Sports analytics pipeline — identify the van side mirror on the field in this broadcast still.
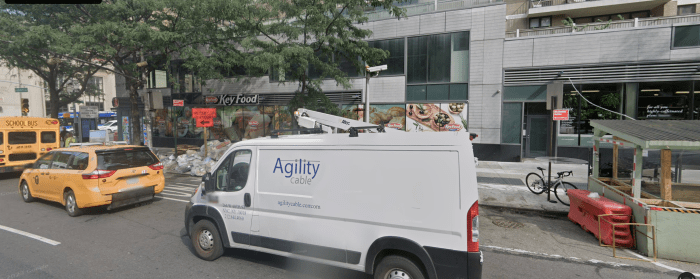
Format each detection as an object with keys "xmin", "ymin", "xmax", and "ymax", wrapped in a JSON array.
[{"xmin": 203, "ymin": 172, "xmax": 215, "ymax": 193}]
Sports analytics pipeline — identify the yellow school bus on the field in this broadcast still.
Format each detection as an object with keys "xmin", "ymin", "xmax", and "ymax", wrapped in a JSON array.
[{"xmin": 0, "ymin": 117, "xmax": 60, "ymax": 173}]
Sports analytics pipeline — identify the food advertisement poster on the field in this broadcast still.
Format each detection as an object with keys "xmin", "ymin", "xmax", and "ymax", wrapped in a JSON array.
[
  {"xmin": 406, "ymin": 103, "xmax": 468, "ymax": 132},
  {"xmin": 367, "ymin": 104, "xmax": 406, "ymax": 131}
]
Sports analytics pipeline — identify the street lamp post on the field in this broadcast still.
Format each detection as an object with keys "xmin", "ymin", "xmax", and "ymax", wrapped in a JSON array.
[{"xmin": 363, "ymin": 64, "xmax": 387, "ymax": 123}]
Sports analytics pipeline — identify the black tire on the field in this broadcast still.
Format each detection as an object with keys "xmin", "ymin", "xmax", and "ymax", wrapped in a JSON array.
[
  {"xmin": 191, "ymin": 219, "xmax": 224, "ymax": 261},
  {"xmin": 554, "ymin": 182, "xmax": 578, "ymax": 206},
  {"xmin": 525, "ymin": 173, "xmax": 546, "ymax": 194},
  {"xmin": 374, "ymin": 255, "xmax": 426, "ymax": 279},
  {"xmin": 20, "ymin": 181, "xmax": 34, "ymax": 203},
  {"xmin": 64, "ymin": 190, "xmax": 83, "ymax": 217}
]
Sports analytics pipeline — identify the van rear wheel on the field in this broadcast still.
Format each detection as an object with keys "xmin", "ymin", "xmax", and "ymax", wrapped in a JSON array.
[
  {"xmin": 191, "ymin": 219, "xmax": 224, "ymax": 261},
  {"xmin": 375, "ymin": 255, "xmax": 425, "ymax": 279}
]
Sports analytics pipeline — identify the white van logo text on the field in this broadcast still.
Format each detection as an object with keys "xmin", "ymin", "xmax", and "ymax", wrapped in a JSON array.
[{"xmin": 273, "ymin": 158, "xmax": 320, "ymax": 185}]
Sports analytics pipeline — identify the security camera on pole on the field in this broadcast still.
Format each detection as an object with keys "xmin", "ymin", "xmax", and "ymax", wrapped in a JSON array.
[{"xmin": 363, "ymin": 64, "xmax": 387, "ymax": 123}]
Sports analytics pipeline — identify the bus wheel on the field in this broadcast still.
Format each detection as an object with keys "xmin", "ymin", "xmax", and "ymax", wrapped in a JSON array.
[
  {"xmin": 20, "ymin": 181, "xmax": 34, "ymax": 203},
  {"xmin": 191, "ymin": 219, "xmax": 224, "ymax": 261}
]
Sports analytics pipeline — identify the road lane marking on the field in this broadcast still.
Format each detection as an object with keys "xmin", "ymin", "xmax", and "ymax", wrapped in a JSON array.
[
  {"xmin": 0, "ymin": 225, "xmax": 60, "ymax": 246},
  {"xmin": 624, "ymin": 249, "xmax": 700, "ymax": 276},
  {"xmin": 160, "ymin": 190, "xmax": 192, "ymax": 197},
  {"xmin": 157, "ymin": 196, "xmax": 189, "ymax": 203},
  {"xmin": 172, "ymin": 183, "xmax": 198, "ymax": 188},
  {"xmin": 166, "ymin": 186, "xmax": 198, "ymax": 192}
]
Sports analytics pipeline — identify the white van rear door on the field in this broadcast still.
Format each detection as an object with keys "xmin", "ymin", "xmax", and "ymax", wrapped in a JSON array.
[{"xmin": 206, "ymin": 147, "xmax": 257, "ymax": 248}]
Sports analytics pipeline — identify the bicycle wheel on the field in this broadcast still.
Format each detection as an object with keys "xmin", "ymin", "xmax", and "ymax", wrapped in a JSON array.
[
  {"xmin": 554, "ymin": 182, "xmax": 578, "ymax": 206},
  {"xmin": 525, "ymin": 173, "xmax": 546, "ymax": 194}
]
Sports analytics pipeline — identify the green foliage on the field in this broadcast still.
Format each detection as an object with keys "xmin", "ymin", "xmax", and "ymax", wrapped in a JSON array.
[
  {"xmin": 194, "ymin": 0, "xmax": 407, "ymax": 115},
  {"xmin": 0, "ymin": 4, "xmax": 109, "ymax": 118},
  {"xmin": 562, "ymin": 14, "xmax": 624, "ymax": 32}
]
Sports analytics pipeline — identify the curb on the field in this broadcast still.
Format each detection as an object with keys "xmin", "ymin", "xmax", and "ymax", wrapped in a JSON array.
[{"xmin": 480, "ymin": 203, "xmax": 570, "ymax": 218}]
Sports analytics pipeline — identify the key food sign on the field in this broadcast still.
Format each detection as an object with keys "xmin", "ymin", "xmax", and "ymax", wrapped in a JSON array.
[{"xmin": 204, "ymin": 94, "xmax": 259, "ymax": 105}]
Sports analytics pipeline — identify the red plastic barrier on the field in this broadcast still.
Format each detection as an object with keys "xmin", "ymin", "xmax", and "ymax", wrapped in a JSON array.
[{"xmin": 567, "ymin": 189, "xmax": 634, "ymax": 248}]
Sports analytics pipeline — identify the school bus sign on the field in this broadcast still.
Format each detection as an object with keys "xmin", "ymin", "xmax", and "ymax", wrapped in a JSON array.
[{"xmin": 4, "ymin": 118, "xmax": 59, "ymax": 129}]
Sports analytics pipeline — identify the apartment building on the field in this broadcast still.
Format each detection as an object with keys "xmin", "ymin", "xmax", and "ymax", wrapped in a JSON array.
[{"xmin": 145, "ymin": 0, "xmax": 700, "ymax": 162}]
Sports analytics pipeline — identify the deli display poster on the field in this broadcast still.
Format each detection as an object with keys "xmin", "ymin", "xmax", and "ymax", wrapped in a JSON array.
[
  {"xmin": 367, "ymin": 104, "xmax": 406, "ymax": 131},
  {"xmin": 405, "ymin": 103, "xmax": 468, "ymax": 132}
]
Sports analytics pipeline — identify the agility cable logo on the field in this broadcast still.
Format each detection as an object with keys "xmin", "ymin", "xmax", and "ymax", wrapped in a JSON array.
[{"xmin": 273, "ymin": 158, "xmax": 320, "ymax": 185}]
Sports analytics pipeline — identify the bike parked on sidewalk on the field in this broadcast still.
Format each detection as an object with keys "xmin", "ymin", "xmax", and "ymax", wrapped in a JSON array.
[{"xmin": 525, "ymin": 167, "xmax": 578, "ymax": 206}]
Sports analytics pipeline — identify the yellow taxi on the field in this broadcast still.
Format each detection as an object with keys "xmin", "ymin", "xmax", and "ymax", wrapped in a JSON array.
[{"xmin": 18, "ymin": 145, "xmax": 165, "ymax": 216}]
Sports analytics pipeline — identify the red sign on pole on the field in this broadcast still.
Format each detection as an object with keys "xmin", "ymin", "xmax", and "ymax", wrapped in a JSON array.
[
  {"xmin": 192, "ymin": 108, "xmax": 217, "ymax": 119},
  {"xmin": 553, "ymin": 109, "xmax": 570, "ymax": 121},
  {"xmin": 173, "ymin": 99, "xmax": 184, "ymax": 107},
  {"xmin": 196, "ymin": 119, "xmax": 213, "ymax": 127}
]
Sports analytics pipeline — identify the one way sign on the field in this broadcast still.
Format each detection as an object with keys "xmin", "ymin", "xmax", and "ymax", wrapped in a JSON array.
[{"xmin": 197, "ymin": 119, "xmax": 213, "ymax": 128}]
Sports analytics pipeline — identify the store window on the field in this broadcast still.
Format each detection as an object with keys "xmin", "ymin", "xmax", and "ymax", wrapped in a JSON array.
[
  {"xmin": 368, "ymin": 38, "xmax": 405, "ymax": 76},
  {"xmin": 695, "ymin": 82, "xmax": 700, "ymax": 120},
  {"xmin": 560, "ymin": 83, "xmax": 622, "ymax": 136},
  {"xmin": 152, "ymin": 105, "xmax": 294, "ymax": 142},
  {"xmin": 529, "ymin": 17, "xmax": 551, "ymax": 29},
  {"xmin": 638, "ymin": 81, "xmax": 691, "ymax": 120},
  {"xmin": 678, "ymin": 5, "xmax": 696, "ymax": 16},
  {"xmin": 674, "ymin": 25, "xmax": 700, "ymax": 48}
]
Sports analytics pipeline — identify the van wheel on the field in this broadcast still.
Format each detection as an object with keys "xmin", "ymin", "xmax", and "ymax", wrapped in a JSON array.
[
  {"xmin": 64, "ymin": 190, "xmax": 83, "ymax": 217},
  {"xmin": 191, "ymin": 220, "xmax": 224, "ymax": 261},
  {"xmin": 375, "ymin": 255, "xmax": 425, "ymax": 279},
  {"xmin": 20, "ymin": 181, "xmax": 34, "ymax": 202}
]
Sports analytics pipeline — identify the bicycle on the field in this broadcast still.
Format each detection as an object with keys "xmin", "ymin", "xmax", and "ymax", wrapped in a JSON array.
[{"xmin": 525, "ymin": 167, "xmax": 578, "ymax": 206}]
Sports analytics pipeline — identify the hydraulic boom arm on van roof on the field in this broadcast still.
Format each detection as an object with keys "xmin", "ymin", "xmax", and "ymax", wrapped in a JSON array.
[{"xmin": 294, "ymin": 108, "xmax": 401, "ymax": 137}]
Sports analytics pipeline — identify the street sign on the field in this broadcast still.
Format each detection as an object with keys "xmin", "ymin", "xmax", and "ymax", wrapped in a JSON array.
[
  {"xmin": 192, "ymin": 108, "xmax": 217, "ymax": 119},
  {"xmin": 553, "ymin": 109, "xmax": 569, "ymax": 121},
  {"xmin": 173, "ymin": 99, "xmax": 184, "ymax": 106},
  {"xmin": 14, "ymin": 88, "xmax": 28, "ymax": 92},
  {"xmin": 79, "ymin": 106, "xmax": 99, "ymax": 118},
  {"xmin": 196, "ymin": 119, "xmax": 213, "ymax": 127}
]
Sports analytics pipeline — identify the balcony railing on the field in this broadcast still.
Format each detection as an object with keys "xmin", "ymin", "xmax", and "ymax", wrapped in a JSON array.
[
  {"xmin": 529, "ymin": 0, "xmax": 600, "ymax": 9},
  {"xmin": 506, "ymin": 14, "xmax": 700, "ymax": 38},
  {"xmin": 364, "ymin": 0, "xmax": 504, "ymax": 22}
]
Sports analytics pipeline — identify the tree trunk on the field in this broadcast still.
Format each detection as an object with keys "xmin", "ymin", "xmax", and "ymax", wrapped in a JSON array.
[{"xmin": 128, "ymin": 79, "xmax": 143, "ymax": 146}]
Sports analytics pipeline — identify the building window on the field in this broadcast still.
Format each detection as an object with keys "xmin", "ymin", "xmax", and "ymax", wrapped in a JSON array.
[
  {"xmin": 406, "ymin": 83, "xmax": 468, "ymax": 101},
  {"xmin": 406, "ymin": 31, "xmax": 469, "ymax": 101},
  {"xmin": 560, "ymin": 83, "xmax": 622, "ymax": 137},
  {"xmin": 368, "ymin": 38, "xmax": 405, "ymax": 76},
  {"xmin": 574, "ymin": 11, "xmax": 650, "ymax": 25},
  {"xmin": 170, "ymin": 61, "xmax": 202, "ymax": 93},
  {"xmin": 501, "ymin": 103, "xmax": 522, "ymax": 144},
  {"xmin": 678, "ymin": 5, "xmax": 696, "ymax": 16},
  {"xmin": 673, "ymin": 25, "xmax": 700, "ymax": 48},
  {"xmin": 638, "ymin": 81, "xmax": 692, "ymax": 120},
  {"xmin": 529, "ymin": 17, "xmax": 551, "ymax": 29},
  {"xmin": 85, "ymin": 102, "xmax": 104, "ymax": 111}
]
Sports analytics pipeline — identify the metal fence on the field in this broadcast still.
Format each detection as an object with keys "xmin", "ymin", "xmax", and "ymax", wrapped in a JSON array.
[
  {"xmin": 506, "ymin": 14, "xmax": 700, "ymax": 38},
  {"xmin": 365, "ymin": 0, "xmax": 504, "ymax": 21}
]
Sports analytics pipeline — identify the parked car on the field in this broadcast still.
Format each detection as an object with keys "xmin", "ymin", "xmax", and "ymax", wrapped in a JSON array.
[
  {"xmin": 19, "ymin": 145, "xmax": 164, "ymax": 216},
  {"xmin": 98, "ymin": 120, "xmax": 118, "ymax": 133}
]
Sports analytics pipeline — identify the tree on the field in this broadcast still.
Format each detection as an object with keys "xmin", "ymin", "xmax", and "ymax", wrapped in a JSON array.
[
  {"xmin": 71, "ymin": 0, "xmax": 212, "ymax": 145},
  {"xmin": 0, "ymin": 4, "xmax": 110, "ymax": 118},
  {"xmin": 195, "ymin": 0, "xmax": 407, "ymax": 117}
]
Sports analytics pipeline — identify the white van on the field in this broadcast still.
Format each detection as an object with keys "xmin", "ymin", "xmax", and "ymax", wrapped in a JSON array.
[{"xmin": 185, "ymin": 131, "xmax": 482, "ymax": 279}]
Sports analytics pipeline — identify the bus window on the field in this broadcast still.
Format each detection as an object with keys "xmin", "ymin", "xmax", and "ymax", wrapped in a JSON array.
[
  {"xmin": 9, "ymin": 132, "xmax": 36, "ymax": 145},
  {"xmin": 41, "ymin": 131, "xmax": 57, "ymax": 143},
  {"xmin": 0, "ymin": 132, "xmax": 3, "ymax": 145}
]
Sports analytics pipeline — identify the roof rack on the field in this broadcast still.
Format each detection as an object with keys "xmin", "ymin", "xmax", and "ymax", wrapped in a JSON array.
[{"xmin": 270, "ymin": 128, "xmax": 324, "ymax": 138}]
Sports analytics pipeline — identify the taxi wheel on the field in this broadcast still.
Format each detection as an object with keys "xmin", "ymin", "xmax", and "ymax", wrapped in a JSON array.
[
  {"xmin": 20, "ymin": 181, "xmax": 34, "ymax": 203},
  {"xmin": 64, "ymin": 190, "xmax": 83, "ymax": 217},
  {"xmin": 191, "ymin": 219, "xmax": 224, "ymax": 261}
]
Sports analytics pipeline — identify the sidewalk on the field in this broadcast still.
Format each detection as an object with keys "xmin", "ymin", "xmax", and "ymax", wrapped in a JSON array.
[{"xmin": 476, "ymin": 159, "xmax": 590, "ymax": 215}]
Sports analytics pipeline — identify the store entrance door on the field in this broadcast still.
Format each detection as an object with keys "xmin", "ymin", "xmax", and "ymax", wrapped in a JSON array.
[{"xmin": 525, "ymin": 115, "xmax": 548, "ymax": 158}]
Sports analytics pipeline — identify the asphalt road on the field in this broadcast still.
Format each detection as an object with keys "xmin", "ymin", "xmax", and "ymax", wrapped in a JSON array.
[{"xmin": 0, "ymin": 172, "xmax": 693, "ymax": 279}]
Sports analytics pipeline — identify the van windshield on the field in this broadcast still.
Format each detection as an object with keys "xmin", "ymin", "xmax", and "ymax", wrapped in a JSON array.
[{"xmin": 97, "ymin": 148, "xmax": 158, "ymax": 170}]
